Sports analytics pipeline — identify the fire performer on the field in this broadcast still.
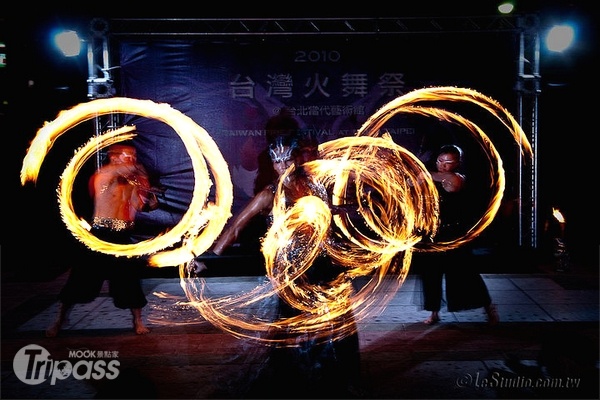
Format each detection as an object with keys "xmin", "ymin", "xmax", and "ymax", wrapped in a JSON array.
[{"xmin": 46, "ymin": 142, "xmax": 158, "ymax": 337}]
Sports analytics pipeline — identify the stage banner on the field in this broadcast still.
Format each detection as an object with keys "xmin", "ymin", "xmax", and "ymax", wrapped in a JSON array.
[{"xmin": 117, "ymin": 34, "xmax": 515, "ymax": 239}]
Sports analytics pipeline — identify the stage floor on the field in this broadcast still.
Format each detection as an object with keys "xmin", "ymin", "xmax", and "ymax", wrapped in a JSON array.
[{"xmin": 2, "ymin": 272, "xmax": 598, "ymax": 399}]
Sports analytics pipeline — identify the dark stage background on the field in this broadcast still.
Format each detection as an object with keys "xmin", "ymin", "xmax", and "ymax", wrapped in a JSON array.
[{"xmin": 116, "ymin": 33, "xmax": 518, "ymax": 227}]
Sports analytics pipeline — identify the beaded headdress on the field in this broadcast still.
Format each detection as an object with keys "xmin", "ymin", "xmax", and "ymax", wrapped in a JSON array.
[{"xmin": 269, "ymin": 136, "xmax": 296, "ymax": 163}]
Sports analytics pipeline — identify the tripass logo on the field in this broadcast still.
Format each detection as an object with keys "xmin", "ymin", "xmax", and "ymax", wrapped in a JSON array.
[{"xmin": 13, "ymin": 344, "xmax": 120, "ymax": 385}]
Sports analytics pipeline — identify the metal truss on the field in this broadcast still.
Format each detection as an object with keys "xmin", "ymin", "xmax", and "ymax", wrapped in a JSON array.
[
  {"xmin": 107, "ymin": 16, "xmax": 523, "ymax": 37},
  {"xmin": 515, "ymin": 14, "xmax": 541, "ymax": 248},
  {"xmin": 91, "ymin": 15, "xmax": 540, "ymax": 248}
]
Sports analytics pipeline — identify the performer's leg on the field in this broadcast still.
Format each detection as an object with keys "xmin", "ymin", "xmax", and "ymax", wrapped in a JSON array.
[
  {"xmin": 46, "ymin": 302, "xmax": 73, "ymax": 337},
  {"xmin": 109, "ymin": 257, "xmax": 149, "ymax": 334},
  {"xmin": 46, "ymin": 261, "xmax": 104, "ymax": 337},
  {"xmin": 421, "ymin": 259, "xmax": 443, "ymax": 324}
]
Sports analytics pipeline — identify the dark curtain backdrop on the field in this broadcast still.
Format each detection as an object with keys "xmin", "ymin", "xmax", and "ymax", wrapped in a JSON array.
[{"xmin": 117, "ymin": 34, "xmax": 519, "ymax": 244}]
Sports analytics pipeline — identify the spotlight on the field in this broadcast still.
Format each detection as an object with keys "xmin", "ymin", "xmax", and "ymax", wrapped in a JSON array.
[
  {"xmin": 54, "ymin": 30, "xmax": 83, "ymax": 57},
  {"xmin": 545, "ymin": 24, "xmax": 575, "ymax": 53}
]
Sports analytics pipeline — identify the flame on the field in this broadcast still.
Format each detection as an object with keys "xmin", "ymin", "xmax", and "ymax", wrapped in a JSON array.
[
  {"xmin": 22, "ymin": 87, "xmax": 533, "ymax": 346},
  {"xmin": 552, "ymin": 207, "xmax": 566, "ymax": 223},
  {"xmin": 180, "ymin": 87, "xmax": 533, "ymax": 345},
  {"xmin": 21, "ymin": 97, "xmax": 233, "ymax": 263}
]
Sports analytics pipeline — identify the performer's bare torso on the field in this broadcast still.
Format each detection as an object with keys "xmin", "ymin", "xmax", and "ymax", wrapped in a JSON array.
[{"xmin": 90, "ymin": 149, "xmax": 150, "ymax": 224}]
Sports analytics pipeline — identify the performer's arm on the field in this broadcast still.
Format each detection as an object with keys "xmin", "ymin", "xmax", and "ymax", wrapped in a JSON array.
[{"xmin": 212, "ymin": 187, "xmax": 274, "ymax": 255}]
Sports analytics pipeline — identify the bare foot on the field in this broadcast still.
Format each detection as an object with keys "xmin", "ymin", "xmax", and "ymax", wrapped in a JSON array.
[
  {"xmin": 485, "ymin": 304, "xmax": 500, "ymax": 326},
  {"xmin": 424, "ymin": 312, "xmax": 440, "ymax": 325},
  {"xmin": 134, "ymin": 320, "xmax": 151, "ymax": 335},
  {"xmin": 131, "ymin": 308, "xmax": 150, "ymax": 334}
]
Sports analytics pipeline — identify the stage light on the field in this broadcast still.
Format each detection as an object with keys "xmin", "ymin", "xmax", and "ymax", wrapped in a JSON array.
[
  {"xmin": 545, "ymin": 24, "xmax": 575, "ymax": 53},
  {"xmin": 54, "ymin": 30, "xmax": 83, "ymax": 57},
  {"xmin": 497, "ymin": 2, "xmax": 514, "ymax": 14},
  {"xmin": 51, "ymin": 21, "xmax": 115, "ymax": 100}
]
